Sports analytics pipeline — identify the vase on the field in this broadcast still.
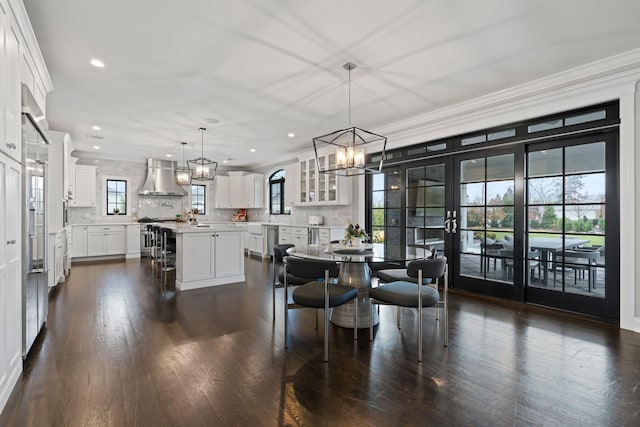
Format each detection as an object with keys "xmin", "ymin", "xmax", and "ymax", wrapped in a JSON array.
[{"xmin": 350, "ymin": 237, "xmax": 362, "ymax": 248}]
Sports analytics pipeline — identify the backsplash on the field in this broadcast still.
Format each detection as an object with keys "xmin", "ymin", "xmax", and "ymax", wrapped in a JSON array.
[{"xmin": 68, "ymin": 158, "xmax": 353, "ymax": 225}]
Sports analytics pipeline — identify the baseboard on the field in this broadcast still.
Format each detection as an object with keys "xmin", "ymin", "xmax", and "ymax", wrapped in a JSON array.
[{"xmin": 0, "ymin": 362, "xmax": 22, "ymax": 416}]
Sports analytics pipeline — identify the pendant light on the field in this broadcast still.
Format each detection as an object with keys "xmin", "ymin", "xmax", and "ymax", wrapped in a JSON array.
[
  {"xmin": 313, "ymin": 62, "xmax": 387, "ymax": 176},
  {"xmin": 175, "ymin": 142, "xmax": 192, "ymax": 185},
  {"xmin": 187, "ymin": 127, "xmax": 218, "ymax": 181}
]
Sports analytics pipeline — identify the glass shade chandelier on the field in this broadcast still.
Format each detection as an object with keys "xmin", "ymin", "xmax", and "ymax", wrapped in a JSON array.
[
  {"xmin": 175, "ymin": 141, "xmax": 192, "ymax": 185},
  {"xmin": 187, "ymin": 127, "xmax": 218, "ymax": 181},
  {"xmin": 313, "ymin": 62, "xmax": 387, "ymax": 176}
]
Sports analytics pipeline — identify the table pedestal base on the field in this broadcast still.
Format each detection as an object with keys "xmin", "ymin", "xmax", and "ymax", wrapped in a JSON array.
[{"xmin": 330, "ymin": 263, "xmax": 379, "ymax": 328}]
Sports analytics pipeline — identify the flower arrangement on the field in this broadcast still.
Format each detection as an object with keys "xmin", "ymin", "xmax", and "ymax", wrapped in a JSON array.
[{"xmin": 343, "ymin": 224, "xmax": 369, "ymax": 244}]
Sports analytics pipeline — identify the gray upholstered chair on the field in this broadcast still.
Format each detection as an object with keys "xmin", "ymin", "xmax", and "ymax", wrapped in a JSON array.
[
  {"xmin": 374, "ymin": 247, "xmax": 436, "ymax": 285},
  {"xmin": 369, "ymin": 257, "xmax": 448, "ymax": 362},
  {"xmin": 272, "ymin": 244, "xmax": 310, "ymax": 320},
  {"xmin": 284, "ymin": 257, "xmax": 358, "ymax": 362}
]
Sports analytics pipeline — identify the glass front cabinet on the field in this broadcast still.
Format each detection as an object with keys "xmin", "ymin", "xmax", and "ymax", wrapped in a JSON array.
[{"xmin": 297, "ymin": 154, "xmax": 351, "ymax": 205}]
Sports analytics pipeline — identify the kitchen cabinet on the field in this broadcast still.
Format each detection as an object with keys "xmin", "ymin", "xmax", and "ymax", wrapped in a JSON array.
[
  {"xmin": 63, "ymin": 136, "xmax": 73, "ymax": 201},
  {"xmin": 0, "ymin": 8, "xmax": 21, "ymax": 163},
  {"xmin": 214, "ymin": 175, "xmax": 230, "ymax": 208},
  {"xmin": 87, "ymin": 225, "xmax": 124, "ymax": 256},
  {"xmin": 0, "ymin": 152, "xmax": 21, "ymax": 410},
  {"xmin": 284, "ymin": 163, "xmax": 297, "ymax": 207},
  {"xmin": 0, "ymin": 0, "xmax": 53, "ymax": 414},
  {"xmin": 242, "ymin": 173, "xmax": 264, "ymax": 208},
  {"xmin": 176, "ymin": 230, "xmax": 244, "ymax": 290},
  {"xmin": 298, "ymin": 154, "xmax": 351, "ymax": 205},
  {"xmin": 279, "ymin": 226, "xmax": 309, "ymax": 250},
  {"xmin": 125, "ymin": 224, "xmax": 140, "ymax": 259},
  {"xmin": 71, "ymin": 225, "xmax": 88, "ymax": 257},
  {"xmin": 47, "ymin": 230, "xmax": 65, "ymax": 288},
  {"xmin": 228, "ymin": 171, "xmax": 244, "ymax": 208},
  {"xmin": 245, "ymin": 223, "xmax": 266, "ymax": 257},
  {"xmin": 215, "ymin": 172, "xmax": 264, "ymax": 208},
  {"xmin": 71, "ymin": 164, "xmax": 97, "ymax": 207}
]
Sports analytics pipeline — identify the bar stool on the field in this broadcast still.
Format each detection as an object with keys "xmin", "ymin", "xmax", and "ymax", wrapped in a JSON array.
[
  {"xmin": 142, "ymin": 224, "xmax": 154, "ymax": 261},
  {"xmin": 150, "ymin": 225, "xmax": 162, "ymax": 274},
  {"xmin": 158, "ymin": 227, "xmax": 176, "ymax": 291}
]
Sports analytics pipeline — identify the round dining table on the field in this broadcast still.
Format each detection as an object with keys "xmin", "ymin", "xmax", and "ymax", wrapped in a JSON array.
[{"xmin": 286, "ymin": 243, "xmax": 405, "ymax": 328}]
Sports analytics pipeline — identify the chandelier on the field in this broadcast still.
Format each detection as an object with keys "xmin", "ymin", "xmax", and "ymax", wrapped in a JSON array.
[
  {"xmin": 175, "ymin": 141, "xmax": 192, "ymax": 185},
  {"xmin": 313, "ymin": 62, "xmax": 387, "ymax": 176},
  {"xmin": 187, "ymin": 127, "xmax": 218, "ymax": 181}
]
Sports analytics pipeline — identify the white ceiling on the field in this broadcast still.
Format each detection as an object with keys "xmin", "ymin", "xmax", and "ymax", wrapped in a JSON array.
[{"xmin": 24, "ymin": 0, "xmax": 640, "ymax": 169}]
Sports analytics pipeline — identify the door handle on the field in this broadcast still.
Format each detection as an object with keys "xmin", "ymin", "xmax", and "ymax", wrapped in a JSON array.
[
  {"xmin": 451, "ymin": 210, "xmax": 457, "ymax": 234},
  {"xmin": 444, "ymin": 210, "xmax": 451, "ymax": 234}
]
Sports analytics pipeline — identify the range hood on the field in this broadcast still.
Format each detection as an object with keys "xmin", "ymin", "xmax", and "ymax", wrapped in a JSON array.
[{"xmin": 138, "ymin": 159, "xmax": 188, "ymax": 196}]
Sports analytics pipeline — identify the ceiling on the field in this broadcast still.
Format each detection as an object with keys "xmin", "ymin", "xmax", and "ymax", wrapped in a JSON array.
[{"xmin": 24, "ymin": 0, "xmax": 640, "ymax": 170}]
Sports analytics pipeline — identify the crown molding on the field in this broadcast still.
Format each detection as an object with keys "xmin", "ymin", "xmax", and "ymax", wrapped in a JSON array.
[{"xmin": 374, "ymin": 48, "xmax": 640, "ymax": 149}]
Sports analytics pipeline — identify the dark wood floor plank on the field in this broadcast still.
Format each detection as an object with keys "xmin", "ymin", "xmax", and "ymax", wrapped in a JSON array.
[{"xmin": 1, "ymin": 257, "xmax": 639, "ymax": 426}]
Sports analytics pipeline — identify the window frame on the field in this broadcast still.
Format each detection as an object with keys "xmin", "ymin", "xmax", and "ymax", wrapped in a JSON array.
[
  {"xmin": 105, "ymin": 178, "xmax": 128, "ymax": 215},
  {"xmin": 191, "ymin": 184, "xmax": 206, "ymax": 215},
  {"xmin": 269, "ymin": 169, "xmax": 287, "ymax": 215}
]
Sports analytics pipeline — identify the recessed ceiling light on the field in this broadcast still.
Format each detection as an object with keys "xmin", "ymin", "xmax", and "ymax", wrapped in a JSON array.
[
  {"xmin": 287, "ymin": 132, "xmax": 295, "ymax": 138},
  {"xmin": 250, "ymin": 149, "xmax": 256, "ymax": 152},
  {"xmin": 222, "ymin": 159, "xmax": 228, "ymax": 163},
  {"xmin": 90, "ymin": 58, "xmax": 105, "ymax": 68},
  {"xmin": 166, "ymin": 154, "xmax": 172, "ymax": 158},
  {"xmin": 93, "ymin": 145, "xmax": 101, "ymax": 150},
  {"xmin": 92, "ymin": 125, "xmax": 101, "ymax": 131},
  {"xmin": 94, "ymin": 160, "xmax": 100, "ymax": 163}
]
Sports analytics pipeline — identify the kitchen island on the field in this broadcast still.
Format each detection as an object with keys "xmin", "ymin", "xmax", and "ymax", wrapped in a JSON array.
[{"xmin": 161, "ymin": 223, "xmax": 245, "ymax": 291}]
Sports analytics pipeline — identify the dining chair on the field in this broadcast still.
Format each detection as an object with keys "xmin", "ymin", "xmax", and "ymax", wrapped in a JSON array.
[
  {"xmin": 284, "ymin": 257, "xmax": 359, "ymax": 362},
  {"xmin": 272, "ymin": 244, "xmax": 311, "ymax": 320},
  {"xmin": 557, "ymin": 249, "xmax": 600, "ymax": 291},
  {"xmin": 369, "ymin": 257, "xmax": 448, "ymax": 362},
  {"xmin": 501, "ymin": 249, "xmax": 542, "ymax": 283},
  {"xmin": 374, "ymin": 246, "xmax": 437, "ymax": 285}
]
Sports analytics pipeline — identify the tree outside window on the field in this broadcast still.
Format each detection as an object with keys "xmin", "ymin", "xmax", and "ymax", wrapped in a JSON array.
[
  {"xmin": 191, "ymin": 184, "xmax": 206, "ymax": 214},
  {"xmin": 106, "ymin": 179, "xmax": 127, "ymax": 215}
]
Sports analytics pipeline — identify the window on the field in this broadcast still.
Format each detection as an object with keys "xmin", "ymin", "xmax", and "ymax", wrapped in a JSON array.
[
  {"xmin": 106, "ymin": 179, "xmax": 127, "ymax": 215},
  {"xmin": 191, "ymin": 184, "xmax": 206, "ymax": 215},
  {"xmin": 269, "ymin": 169, "xmax": 286, "ymax": 214}
]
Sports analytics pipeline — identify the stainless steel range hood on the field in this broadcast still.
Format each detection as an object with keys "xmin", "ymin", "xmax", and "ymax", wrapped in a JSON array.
[{"xmin": 138, "ymin": 159, "xmax": 188, "ymax": 196}]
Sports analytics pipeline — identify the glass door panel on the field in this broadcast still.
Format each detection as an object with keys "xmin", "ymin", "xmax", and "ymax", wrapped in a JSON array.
[
  {"xmin": 318, "ymin": 155, "xmax": 326, "ymax": 201},
  {"xmin": 406, "ymin": 164, "xmax": 446, "ymax": 259},
  {"xmin": 525, "ymin": 134, "xmax": 617, "ymax": 320},
  {"xmin": 455, "ymin": 152, "xmax": 516, "ymax": 296},
  {"xmin": 299, "ymin": 160, "xmax": 307, "ymax": 202},
  {"xmin": 308, "ymin": 159, "xmax": 316, "ymax": 202}
]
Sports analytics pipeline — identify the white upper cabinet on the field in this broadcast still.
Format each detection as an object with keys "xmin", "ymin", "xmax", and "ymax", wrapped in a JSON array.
[
  {"xmin": 242, "ymin": 173, "xmax": 264, "ymax": 208},
  {"xmin": 215, "ymin": 172, "xmax": 264, "ymax": 209},
  {"xmin": 1, "ymin": 15, "xmax": 21, "ymax": 162},
  {"xmin": 214, "ymin": 175, "xmax": 230, "ymax": 208},
  {"xmin": 297, "ymin": 154, "xmax": 351, "ymax": 205},
  {"xmin": 71, "ymin": 163, "xmax": 97, "ymax": 207}
]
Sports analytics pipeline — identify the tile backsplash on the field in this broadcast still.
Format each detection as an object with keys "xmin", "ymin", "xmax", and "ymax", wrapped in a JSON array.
[{"xmin": 68, "ymin": 158, "xmax": 355, "ymax": 225}]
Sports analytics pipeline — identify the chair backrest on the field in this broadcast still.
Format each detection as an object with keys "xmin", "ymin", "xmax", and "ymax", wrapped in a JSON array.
[
  {"xmin": 406, "ymin": 257, "xmax": 447, "ymax": 280},
  {"xmin": 273, "ymin": 244, "xmax": 295, "ymax": 263},
  {"xmin": 285, "ymin": 257, "xmax": 339, "ymax": 280}
]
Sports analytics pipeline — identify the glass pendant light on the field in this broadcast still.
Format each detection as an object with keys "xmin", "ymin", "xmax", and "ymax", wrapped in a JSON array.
[{"xmin": 175, "ymin": 142, "xmax": 192, "ymax": 185}]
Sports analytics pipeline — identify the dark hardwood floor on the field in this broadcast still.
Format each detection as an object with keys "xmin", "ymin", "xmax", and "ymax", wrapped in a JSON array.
[{"xmin": 1, "ymin": 256, "xmax": 639, "ymax": 426}]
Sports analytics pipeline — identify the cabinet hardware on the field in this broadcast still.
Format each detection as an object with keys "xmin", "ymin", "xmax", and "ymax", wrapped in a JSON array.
[{"xmin": 6, "ymin": 240, "xmax": 16, "ymax": 245}]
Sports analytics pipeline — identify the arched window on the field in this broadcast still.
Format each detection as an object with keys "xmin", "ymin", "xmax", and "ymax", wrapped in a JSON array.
[{"xmin": 269, "ymin": 169, "xmax": 286, "ymax": 214}]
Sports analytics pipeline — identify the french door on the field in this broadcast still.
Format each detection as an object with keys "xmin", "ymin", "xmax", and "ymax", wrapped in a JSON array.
[{"xmin": 370, "ymin": 133, "xmax": 619, "ymax": 320}]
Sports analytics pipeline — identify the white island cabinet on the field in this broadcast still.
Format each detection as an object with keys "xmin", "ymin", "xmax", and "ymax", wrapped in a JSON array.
[{"xmin": 174, "ymin": 226, "xmax": 244, "ymax": 290}]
